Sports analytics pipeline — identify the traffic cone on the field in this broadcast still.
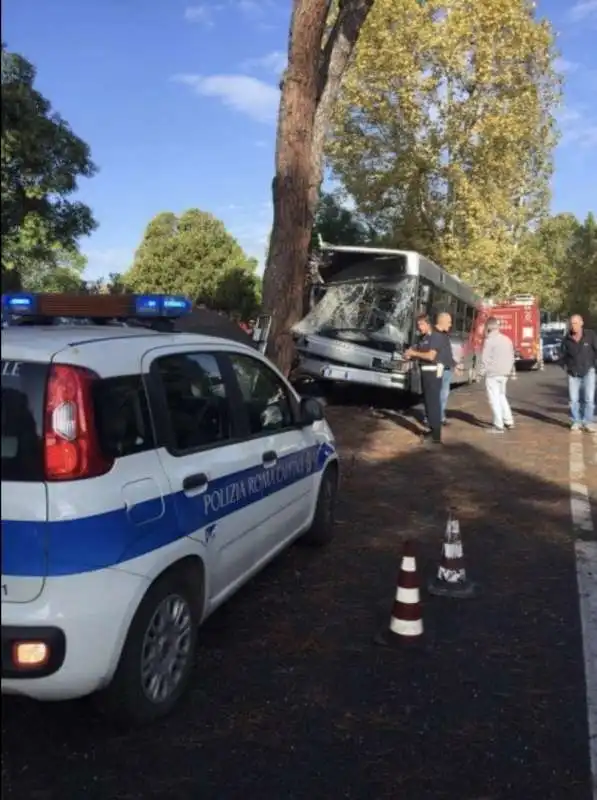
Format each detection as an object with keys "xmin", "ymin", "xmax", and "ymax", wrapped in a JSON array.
[
  {"xmin": 428, "ymin": 510, "xmax": 478, "ymax": 599},
  {"xmin": 374, "ymin": 541, "xmax": 424, "ymax": 646}
]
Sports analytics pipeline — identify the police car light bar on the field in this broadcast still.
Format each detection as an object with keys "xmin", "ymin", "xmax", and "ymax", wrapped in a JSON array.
[{"xmin": 1, "ymin": 293, "xmax": 192, "ymax": 320}]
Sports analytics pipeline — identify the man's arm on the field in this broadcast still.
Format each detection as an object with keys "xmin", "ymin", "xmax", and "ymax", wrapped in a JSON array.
[
  {"xmin": 480, "ymin": 338, "xmax": 492, "ymax": 373},
  {"xmin": 405, "ymin": 332, "xmax": 441, "ymax": 362},
  {"xmin": 405, "ymin": 347, "xmax": 437, "ymax": 362}
]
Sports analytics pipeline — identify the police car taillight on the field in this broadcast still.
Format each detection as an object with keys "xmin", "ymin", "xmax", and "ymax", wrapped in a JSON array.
[{"xmin": 44, "ymin": 364, "xmax": 112, "ymax": 481}]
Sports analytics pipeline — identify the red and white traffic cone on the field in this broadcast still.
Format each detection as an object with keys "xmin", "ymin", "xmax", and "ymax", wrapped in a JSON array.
[
  {"xmin": 374, "ymin": 541, "xmax": 424, "ymax": 646},
  {"xmin": 428, "ymin": 510, "xmax": 478, "ymax": 599}
]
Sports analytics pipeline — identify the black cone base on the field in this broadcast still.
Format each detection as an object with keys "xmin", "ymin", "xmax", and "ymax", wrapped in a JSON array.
[
  {"xmin": 373, "ymin": 629, "xmax": 426, "ymax": 650},
  {"xmin": 427, "ymin": 577, "xmax": 478, "ymax": 599}
]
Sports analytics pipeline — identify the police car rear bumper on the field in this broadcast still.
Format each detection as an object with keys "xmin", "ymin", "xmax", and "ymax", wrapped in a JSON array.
[
  {"xmin": 1, "ymin": 567, "xmax": 147, "ymax": 701},
  {"xmin": 1, "ymin": 625, "xmax": 66, "ymax": 679}
]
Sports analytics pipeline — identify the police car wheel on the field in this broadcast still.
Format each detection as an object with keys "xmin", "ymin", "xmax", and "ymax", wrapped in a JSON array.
[
  {"xmin": 300, "ymin": 465, "xmax": 338, "ymax": 546},
  {"xmin": 97, "ymin": 571, "xmax": 199, "ymax": 727}
]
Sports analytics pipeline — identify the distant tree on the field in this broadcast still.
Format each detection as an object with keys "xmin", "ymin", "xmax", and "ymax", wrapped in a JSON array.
[
  {"xmin": 312, "ymin": 192, "xmax": 376, "ymax": 247},
  {"xmin": 1, "ymin": 45, "xmax": 97, "ymax": 289},
  {"xmin": 124, "ymin": 209, "xmax": 259, "ymax": 315},
  {"xmin": 564, "ymin": 212, "xmax": 597, "ymax": 324},
  {"xmin": 213, "ymin": 264, "xmax": 261, "ymax": 319},
  {"xmin": 19, "ymin": 246, "xmax": 87, "ymax": 292}
]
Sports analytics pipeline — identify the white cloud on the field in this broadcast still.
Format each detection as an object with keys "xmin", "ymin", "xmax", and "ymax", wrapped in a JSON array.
[
  {"xmin": 569, "ymin": 0, "xmax": 597, "ymax": 22},
  {"xmin": 173, "ymin": 73, "xmax": 279, "ymax": 123},
  {"xmin": 553, "ymin": 57, "xmax": 579, "ymax": 74},
  {"xmin": 184, "ymin": 5, "xmax": 217, "ymax": 25},
  {"xmin": 242, "ymin": 50, "xmax": 287, "ymax": 75},
  {"xmin": 558, "ymin": 106, "xmax": 597, "ymax": 148},
  {"xmin": 237, "ymin": 0, "xmax": 267, "ymax": 16}
]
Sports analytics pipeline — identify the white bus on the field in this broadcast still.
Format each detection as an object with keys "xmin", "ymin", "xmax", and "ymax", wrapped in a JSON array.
[{"xmin": 292, "ymin": 243, "xmax": 485, "ymax": 396}]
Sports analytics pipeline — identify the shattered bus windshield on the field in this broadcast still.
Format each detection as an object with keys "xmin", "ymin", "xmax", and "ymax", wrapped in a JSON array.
[{"xmin": 295, "ymin": 277, "xmax": 417, "ymax": 348}]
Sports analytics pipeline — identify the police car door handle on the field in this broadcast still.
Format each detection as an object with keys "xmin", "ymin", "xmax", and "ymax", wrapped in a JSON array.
[
  {"xmin": 182, "ymin": 473, "xmax": 208, "ymax": 492},
  {"xmin": 262, "ymin": 450, "xmax": 277, "ymax": 467}
]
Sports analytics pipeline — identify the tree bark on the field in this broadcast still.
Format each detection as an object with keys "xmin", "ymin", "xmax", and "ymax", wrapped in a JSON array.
[{"xmin": 262, "ymin": 0, "xmax": 375, "ymax": 375}]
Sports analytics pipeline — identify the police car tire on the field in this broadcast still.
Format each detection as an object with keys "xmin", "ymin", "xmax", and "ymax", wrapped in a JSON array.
[
  {"xmin": 300, "ymin": 465, "xmax": 338, "ymax": 547},
  {"xmin": 97, "ymin": 571, "xmax": 199, "ymax": 727}
]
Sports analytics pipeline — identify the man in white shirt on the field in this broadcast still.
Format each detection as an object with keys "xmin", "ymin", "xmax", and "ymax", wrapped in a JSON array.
[{"xmin": 480, "ymin": 317, "xmax": 516, "ymax": 434}]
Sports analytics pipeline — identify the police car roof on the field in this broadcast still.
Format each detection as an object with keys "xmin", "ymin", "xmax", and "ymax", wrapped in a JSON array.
[{"xmin": 1, "ymin": 324, "xmax": 255, "ymax": 365}]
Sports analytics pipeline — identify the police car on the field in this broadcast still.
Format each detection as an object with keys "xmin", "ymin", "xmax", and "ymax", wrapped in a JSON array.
[{"xmin": 1, "ymin": 293, "xmax": 338, "ymax": 725}]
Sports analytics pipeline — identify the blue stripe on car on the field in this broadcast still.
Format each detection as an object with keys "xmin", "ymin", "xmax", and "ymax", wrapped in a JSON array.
[{"xmin": 2, "ymin": 443, "xmax": 336, "ymax": 578}]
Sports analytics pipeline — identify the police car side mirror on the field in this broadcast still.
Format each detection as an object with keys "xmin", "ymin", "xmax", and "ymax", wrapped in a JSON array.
[{"xmin": 299, "ymin": 396, "xmax": 324, "ymax": 426}]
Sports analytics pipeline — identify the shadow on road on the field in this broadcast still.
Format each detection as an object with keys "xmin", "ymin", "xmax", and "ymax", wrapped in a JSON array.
[
  {"xmin": 1, "ymin": 436, "xmax": 591, "ymax": 800},
  {"xmin": 511, "ymin": 406, "xmax": 570, "ymax": 428}
]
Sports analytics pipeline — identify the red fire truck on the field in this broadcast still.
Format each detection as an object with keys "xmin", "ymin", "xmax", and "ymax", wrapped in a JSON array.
[{"xmin": 483, "ymin": 294, "xmax": 542, "ymax": 370}]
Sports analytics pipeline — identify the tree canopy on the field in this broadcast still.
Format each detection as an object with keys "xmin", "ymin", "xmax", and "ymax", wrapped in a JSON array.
[
  {"xmin": 312, "ymin": 191, "xmax": 377, "ymax": 247},
  {"xmin": 124, "ymin": 209, "xmax": 261, "ymax": 318},
  {"xmin": 1, "ymin": 45, "xmax": 97, "ymax": 285},
  {"xmin": 327, "ymin": 0, "xmax": 560, "ymax": 297}
]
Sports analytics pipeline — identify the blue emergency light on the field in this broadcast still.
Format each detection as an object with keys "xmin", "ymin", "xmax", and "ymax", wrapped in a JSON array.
[
  {"xmin": 1, "ymin": 293, "xmax": 38, "ymax": 315},
  {"xmin": 1, "ymin": 292, "xmax": 192, "ymax": 321},
  {"xmin": 134, "ymin": 294, "xmax": 192, "ymax": 317}
]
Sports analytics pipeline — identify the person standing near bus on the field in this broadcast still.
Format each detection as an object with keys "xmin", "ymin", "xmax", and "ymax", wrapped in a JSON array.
[
  {"xmin": 480, "ymin": 316, "xmax": 515, "ymax": 433},
  {"xmin": 435, "ymin": 312, "xmax": 456, "ymax": 425},
  {"xmin": 560, "ymin": 314, "xmax": 596, "ymax": 432},
  {"xmin": 405, "ymin": 314, "xmax": 445, "ymax": 445}
]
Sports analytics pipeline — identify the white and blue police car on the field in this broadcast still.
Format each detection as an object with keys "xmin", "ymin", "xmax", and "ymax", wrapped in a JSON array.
[{"xmin": 1, "ymin": 292, "xmax": 339, "ymax": 725}]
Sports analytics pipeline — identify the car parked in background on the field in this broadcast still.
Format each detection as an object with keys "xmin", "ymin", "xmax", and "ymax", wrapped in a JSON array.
[{"xmin": 541, "ymin": 334, "xmax": 563, "ymax": 363}]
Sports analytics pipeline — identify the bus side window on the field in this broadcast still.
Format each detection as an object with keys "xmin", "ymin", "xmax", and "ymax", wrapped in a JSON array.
[
  {"xmin": 453, "ymin": 301, "xmax": 465, "ymax": 334},
  {"xmin": 465, "ymin": 305, "xmax": 476, "ymax": 334}
]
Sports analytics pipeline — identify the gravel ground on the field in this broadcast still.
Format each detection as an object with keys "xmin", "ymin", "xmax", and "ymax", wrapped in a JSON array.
[{"xmin": 1, "ymin": 368, "xmax": 593, "ymax": 800}]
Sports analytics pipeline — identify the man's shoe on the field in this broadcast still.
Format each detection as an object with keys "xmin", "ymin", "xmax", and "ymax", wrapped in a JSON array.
[
  {"xmin": 504, "ymin": 423, "xmax": 515, "ymax": 430},
  {"xmin": 583, "ymin": 423, "xmax": 596, "ymax": 433},
  {"xmin": 570, "ymin": 423, "xmax": 581, "ymax": 432},
  {"xmin": 487, "ymin": 427, "xmax": 505, "ymax": 434}
]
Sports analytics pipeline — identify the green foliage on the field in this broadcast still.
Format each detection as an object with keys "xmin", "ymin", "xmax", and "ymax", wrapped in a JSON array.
[
  {"xmin": 20, "ymin": 246, "xmax": 87, "ymax": 293},
  {"xmin": 312, "ymin": 191, "xmax": 377, "ymax": 247},
  {"xmin": 327, "ymin": 0, "xmax": 561, "ymax": 296},
  {"xmin": 513, "ymin": 212, "xmax": 597, "ymax": 323},
  {"xmin": 1, "ymin": 44, "xmax": 97, "ymax": 283},
  {"xmin": 125, "ymin": 209, "xmax": 261, "ymax": 317}
]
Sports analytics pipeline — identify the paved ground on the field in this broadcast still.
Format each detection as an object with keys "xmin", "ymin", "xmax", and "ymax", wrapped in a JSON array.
[{"xmin": 2, "ymin": 367, "xmax": 595, "ymax": 800}]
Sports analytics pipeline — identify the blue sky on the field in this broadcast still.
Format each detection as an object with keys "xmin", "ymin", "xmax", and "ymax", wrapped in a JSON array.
[{"xmin": 2, "ymin": 0, "xmax": 596, "ymax": 280}]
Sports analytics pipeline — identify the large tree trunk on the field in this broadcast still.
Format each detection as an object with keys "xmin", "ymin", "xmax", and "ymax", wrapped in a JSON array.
[{"xmin": 262, "ymin": 0, "xmax": 375, "ymax": 375}]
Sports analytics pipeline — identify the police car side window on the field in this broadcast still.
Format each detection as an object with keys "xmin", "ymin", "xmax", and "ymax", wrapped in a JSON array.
[
  {"xmin": 228, "ymin": 354, "xmax": 294, "ymax": 435},
  {"xmin": 93, "ymin": 376, "xmax": 154, "ymax": 458},
  {"xmin": 157, "ymin": 353, "xmax": 232, "ymax": 453}
]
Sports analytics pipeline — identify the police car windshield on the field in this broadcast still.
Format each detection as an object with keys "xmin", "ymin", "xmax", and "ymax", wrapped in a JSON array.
[{"xmin": 295, "ymin": 277, "xmax": 417, "ymax": 345}]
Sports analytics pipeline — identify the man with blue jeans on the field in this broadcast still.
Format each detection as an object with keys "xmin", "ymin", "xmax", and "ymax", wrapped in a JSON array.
[
  {"xmin": 560, "ymin": 314, "xmax": 597, "ymax": 433},
  {"xmin": 480, "ymin": 317, "xmax": 516, "ymax": 434},
  {"xmin": 436, "ymin": 312, "xmax": 456, "ymax": 424},
  {"xmin": 422, "ymin": 312, "xmax": 455, "ymax": 427}
]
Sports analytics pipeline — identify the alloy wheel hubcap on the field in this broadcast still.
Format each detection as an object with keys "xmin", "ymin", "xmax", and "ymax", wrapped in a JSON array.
[{"xmin": 140, "ymin": 594, "xmax": 192, "ymax": 704}]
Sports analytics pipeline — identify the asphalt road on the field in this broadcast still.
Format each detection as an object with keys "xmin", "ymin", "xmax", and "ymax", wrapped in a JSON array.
[{"xmin": 2, "ymin": 366, "xmax": 594, "ymax": 800}]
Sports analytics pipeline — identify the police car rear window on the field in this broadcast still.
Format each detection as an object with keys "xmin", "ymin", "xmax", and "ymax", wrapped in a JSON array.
[{"xmin": 1, "ymin": 360, "xmax": 47, "ymax": 482}]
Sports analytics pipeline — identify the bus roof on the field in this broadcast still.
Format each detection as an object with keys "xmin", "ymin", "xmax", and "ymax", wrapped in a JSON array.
[{"xmin": 317, "ymin": 241, "xmax": 483, "ymax": 308}]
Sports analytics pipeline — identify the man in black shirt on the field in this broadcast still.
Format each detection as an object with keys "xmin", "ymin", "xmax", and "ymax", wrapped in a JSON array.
[
  {"xmin": 435, "ymin": 312, "xmax": 456, "ymax": 424},
  {"xmin": 405, "ymin": 314, "xmax": 445, "ymax": 445},
  {"xmin": 560, "ymin": 314, "xmax": 597, "ymax": 432}
]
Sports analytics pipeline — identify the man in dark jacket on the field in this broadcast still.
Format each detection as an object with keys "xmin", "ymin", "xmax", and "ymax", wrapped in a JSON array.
[{"xmin": 560, "ymin": 314, "xmax": 597, "ymax": 432}]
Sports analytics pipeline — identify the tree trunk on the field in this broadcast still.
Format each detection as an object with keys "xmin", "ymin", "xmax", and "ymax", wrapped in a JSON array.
[{"xmin": 262, "ymin": 0, "xmax": 375, "ymax": 375}]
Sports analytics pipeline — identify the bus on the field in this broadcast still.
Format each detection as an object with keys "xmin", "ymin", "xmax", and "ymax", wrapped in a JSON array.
[{"xmin": 292, "ymin": 243, "xmax": 486, "ymax": 396}]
